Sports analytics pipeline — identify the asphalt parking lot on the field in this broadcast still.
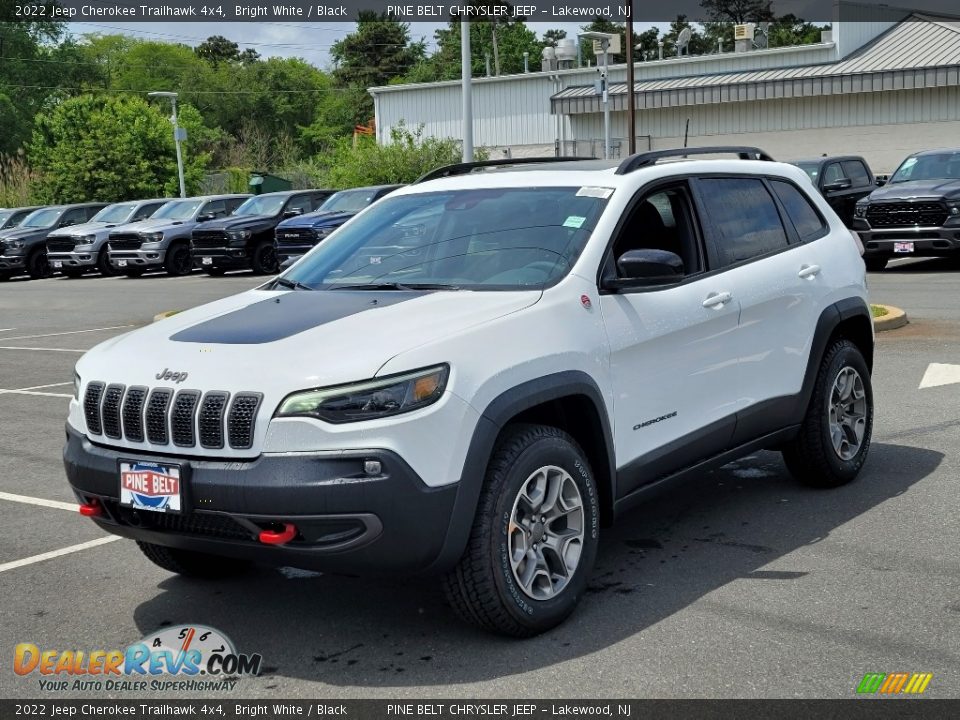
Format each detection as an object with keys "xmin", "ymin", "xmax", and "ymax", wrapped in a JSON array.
[{"xmin": 1, "ymin": 259, "xmax": 958, "ymax": 699}]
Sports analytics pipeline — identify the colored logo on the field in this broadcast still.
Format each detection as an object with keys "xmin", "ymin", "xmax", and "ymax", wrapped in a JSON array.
[
  {"xmin": 120, "ymin": 461, "xmax": 180, "ymax": 512},
  {"xmin": 857, "ymin": 672, "xmax": 933, "ymax": 695}
]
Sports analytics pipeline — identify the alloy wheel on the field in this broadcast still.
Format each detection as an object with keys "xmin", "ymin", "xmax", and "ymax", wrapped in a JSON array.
[{"xmin": 828, "ymin": 366, "xmax": 867, "ymax": 461}]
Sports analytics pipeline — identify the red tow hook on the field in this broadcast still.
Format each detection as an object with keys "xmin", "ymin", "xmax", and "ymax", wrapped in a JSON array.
[
  {"xmin": 258, "ymin": 523, "xmax": 297, "ymax": 546},
  {"xmin": 78, "ymin": 499, "xmax": 102, "ymax": 517}
]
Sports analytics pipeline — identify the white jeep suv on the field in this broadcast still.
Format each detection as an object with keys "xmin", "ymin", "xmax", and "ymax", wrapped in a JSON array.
[{"xmin": 64, "ymin": 148, "xmax": 874, "ymax": 636}]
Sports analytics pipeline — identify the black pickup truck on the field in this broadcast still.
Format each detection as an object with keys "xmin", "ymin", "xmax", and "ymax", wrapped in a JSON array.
[
  {"xmin": 788, "ymin": 156, "xmax": 876, "ymax": 227},
  {"xmin": 191, "ymin": 189, "xmax": 334, "ymax": 275},
  {"xmin": 852, "ymin": 148, "xmax": 960, "ymax": 270}
]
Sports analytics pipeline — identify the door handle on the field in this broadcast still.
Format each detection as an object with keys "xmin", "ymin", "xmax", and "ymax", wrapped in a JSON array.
[
  {"xmin": 702, "ymin": 291, "xmax": 733, "ymax": 308},
  {"xmin": 798, "ymin": 264, "xmax": 821, "ymax": 279}
]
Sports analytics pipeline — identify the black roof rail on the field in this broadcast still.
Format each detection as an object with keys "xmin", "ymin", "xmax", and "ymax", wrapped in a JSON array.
[
  {"xmin": 615, "ymin": 146, "xmax": 775, "ymax": 175},
  {"xmin": 414, "ymin": 156, "xmax": 594, "ymax": 184}
]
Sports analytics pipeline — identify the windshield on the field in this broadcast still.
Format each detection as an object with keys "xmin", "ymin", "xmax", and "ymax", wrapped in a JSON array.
[
  {"xmin": 890, "ymin": 152, "xmax": 960, "ymax": 183},
  {"xmin": 152, "ymin": 200, "xmax": 202, "ymax": 221},
  {"xmin": 21, "ymin": 208, "xmax": 63, "ymax": 228},
  {"xmin": 91, "ymin": 203, "xmax": 137, "ymax": 224},
  {"xmin": 233, "ymin": 195, "xmax": 286, "ymax": 217},
  {"xmin": 319, "ymin": 189, "xmax": 380, "ymax": 214},
  {"xmin": 794, "ymin": 163, "xmax": 820, "ymax": 183},
  {"xmin": 283, "ymin": 187, "xmax": 609, "ymax": 291}
]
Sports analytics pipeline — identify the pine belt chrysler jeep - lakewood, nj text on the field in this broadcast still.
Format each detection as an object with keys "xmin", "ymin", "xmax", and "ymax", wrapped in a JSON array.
[{"xmin": 65, "ymin": 149, "xmax": 874, "ymax": 636}]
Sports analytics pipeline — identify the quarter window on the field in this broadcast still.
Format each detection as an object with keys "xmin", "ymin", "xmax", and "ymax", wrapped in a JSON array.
[
  {"xmin": 698, "ymin": 178, "xmax": 789, "ymax": 266},
  {"xmin": 770, "ymin": 180, "xmax": 827, "ymax": 242}
]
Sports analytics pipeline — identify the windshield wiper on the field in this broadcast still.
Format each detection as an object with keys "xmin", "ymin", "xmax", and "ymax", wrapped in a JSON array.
[
  {"xmin": 272, "ymin": 277, "xmax": 313, "ymax": 291},
  {"xmin": 333, "ymin": 282, "xmax": 460, "ymax": 291}
]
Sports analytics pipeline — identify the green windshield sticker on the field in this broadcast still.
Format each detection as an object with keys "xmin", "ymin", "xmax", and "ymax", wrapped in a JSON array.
[{"xmin": 563, "ymin": 215, "xmax": 586, "ymax": 229}]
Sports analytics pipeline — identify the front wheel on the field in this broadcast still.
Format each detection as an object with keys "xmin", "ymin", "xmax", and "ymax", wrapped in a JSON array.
[
  {"xmin": 251, "ymin": 241, "xmax": 278, "ymax": 275},
  {"xmin": 97, "ymin": 248, "xmax": 119, "ymax": 276},
  {"xmin": 443, "ymin": 424, "xmax": 600, "ymax": 637},
  {"xmin": 136, "ymin": 541, "xmax": 250, "ymax": 578},
  {"xmin": 164, "ymin": 242, "xmax": 193, "ymax": 277},
  {"xmin": 782, "ymin": 339, "xmax": 873, "ymax": 488},
  {"xmin": 27, "ymin": 249, "xmax": 51, "ymax": 279}
]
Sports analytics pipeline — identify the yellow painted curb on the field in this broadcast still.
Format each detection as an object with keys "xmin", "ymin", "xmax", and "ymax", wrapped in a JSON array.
[
  {"xmin": 153, "ymin": 310, "xmax": 180, "ymax": 323},
  {"xmin": 873, "ymin": 304, "xmax": 908, "ymax": 332}
]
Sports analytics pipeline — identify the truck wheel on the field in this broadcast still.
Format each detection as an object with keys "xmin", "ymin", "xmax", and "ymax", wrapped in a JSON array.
[
  {"xmin": 136, "ymin": 541, "xmax": 250, "ymax": 578},
  {"xmin": 251, "ymin": 241, "xmax": 279, "ymax": 275},
  {"xmin": 27, "ymin": 249, "xmax": 51, "ymax": 279},
  {"xmin": 97, "ymin": 248, "xmax": 118, "ymax": 277},
  {"xmin": 164, "ymin": 242, "xmax": 193, "ymax": 277},
  {"xmin": 782, "ymin": 339, "xmax": 873, "ymax": 488},
  {"xmin": 864, "ymin": 257, "xmax": 888, "ymax": 271},
  {"xmin": 443, "ymin": 424, "xmax": 600, "ymax": 637}
]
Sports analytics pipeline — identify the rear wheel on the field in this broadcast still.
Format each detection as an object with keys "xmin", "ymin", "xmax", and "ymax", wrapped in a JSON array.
[
  {"xmin": 443, "ymin": 424, "xmax": 600, "ymax": 637},
  {"xmin": 164, "ymin": 242, "xmax": 193, "ymax": 277},
  {"xmin": 97, "ymin": 248, "xmax": 119, "ymax": 276},
  {"xmin": 864, "ymin": 256, "xmax": 888, "ymax": 271},
  {"xmin": 782, "ymin": 339, "xmax": 873, "ymax": 488},
  {"xmin": 27, "ymin": 249, "xmax": 51, "ymax": 279},
  {"xmin": 251, "ymin": 240, "xmax": 278, "ymax": 275},
  {"xmin": 136, "ymin": 541, "xmax": 250, "ymax": 578}
]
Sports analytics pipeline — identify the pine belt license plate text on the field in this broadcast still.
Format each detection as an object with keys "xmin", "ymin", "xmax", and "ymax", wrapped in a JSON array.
[
  {"xmin": 894, "ymin": 241, "xmax": 914, "ymax": 253},
  {"xmin": 120, "ymin": 461, "xmax": 182, "ymax": 513},
  {"xmin": 201, "ymin": 257, "xmax": 213, "ymax": 265}
]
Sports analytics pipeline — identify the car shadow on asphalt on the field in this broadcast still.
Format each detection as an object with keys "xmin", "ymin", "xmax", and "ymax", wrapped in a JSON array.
[{"xmin": 132, "ymin": 442, "xmax": 942, "ymax": 687}]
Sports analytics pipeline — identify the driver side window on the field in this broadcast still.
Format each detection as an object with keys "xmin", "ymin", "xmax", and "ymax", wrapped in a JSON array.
[{"xmin": 608, "ymin": 184, "xmax": 702, "ymax": 278}]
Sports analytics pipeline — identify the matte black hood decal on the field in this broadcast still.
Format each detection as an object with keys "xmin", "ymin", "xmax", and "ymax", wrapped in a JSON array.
[{"xmin": 170, "ymin": 290, "xmax": 426, "ymax": 344}]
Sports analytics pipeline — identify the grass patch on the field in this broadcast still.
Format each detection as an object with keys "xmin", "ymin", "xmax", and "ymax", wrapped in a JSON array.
[{"xmin": 870, "ymin": 304, "xmax": 889, "ymax": 318}]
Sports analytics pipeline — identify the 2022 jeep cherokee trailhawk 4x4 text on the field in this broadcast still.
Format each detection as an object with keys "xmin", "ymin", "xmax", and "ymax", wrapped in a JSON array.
[{"xmin": 64, "ymin": 149, "xmax": 874, "ymax": 637}]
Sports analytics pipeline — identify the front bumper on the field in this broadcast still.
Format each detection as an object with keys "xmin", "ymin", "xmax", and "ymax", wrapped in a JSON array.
[
  {"xmin": 855, "ymin": 224, "xmax": 960, "ymax": 257},
  {"xmin": 192, "ymin": 247, "xmax": 251, "ymax": 269},
  {"xmin": 109, "ymin": 249, "xmax": 166, "ymax": 269},
  {"xmin": 0, "ymin": 255, "xmax": 25, "ymax": 270},
  {"xmin": 276, "ymin": 242, "xmax": 315, "ymax": 263},
  {"xmin": 48, "ymin": 251, "xmax": 98, "ymax": 268},
  {"xmin": 63, "ymin": 425, "xmax": 459, "ymax": 575}
]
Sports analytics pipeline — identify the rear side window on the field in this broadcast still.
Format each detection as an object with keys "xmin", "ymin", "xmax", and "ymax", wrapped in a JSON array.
[
  {"xmin": 842, "ymin": 160, "xmax": 870, "ymax": 187},
  {"xmin": 698, "ymin": 178, "xmax": 789, "ymax": 266},
  {"xmin": 770, "ymin": 180, "xmax": 827, "ymax": 241}
]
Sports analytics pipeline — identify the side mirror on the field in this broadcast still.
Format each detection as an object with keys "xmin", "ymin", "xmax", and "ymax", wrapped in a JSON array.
[
  {"xmin": 59, "ymin": 220, "xmax": 75, "ymax": 228},
  {"xmin": 197, "ymin": 212, "xmax": 216, "ymax": 222},
  {"xmin": 283, "ymin": 209, "xmax": 303, "ymax": 219},
  {"xmin": 875, "ymin": 177, "xmax": 887, "ymax": 187},
  {"xmin": 604, "ymin": 249, "xmax": 685, "ymax": 290},
  {"xmin": 823, "ymin": 177, "xmax": 853, "ymax": 192}
]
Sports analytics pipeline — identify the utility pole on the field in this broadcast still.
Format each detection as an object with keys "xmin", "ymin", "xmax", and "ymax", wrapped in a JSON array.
[
  {"xmin": 461, "ymin": 21, "xmax": 474, "ymax": 162},
  {"xmin": 626, "ymin": 1, "xmax": 636, "ymax": 155},
  {"xmin": 491, "ymin": 20, "xmax": 500, "ymax": 76},
  {"xmin": 149, "ymin": 91, "xmax": 186, "ymax": 198}
]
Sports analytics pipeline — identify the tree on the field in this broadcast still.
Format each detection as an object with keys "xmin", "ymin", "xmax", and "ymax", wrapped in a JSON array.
[
  {"xmin": 28, "ymin": 94, "xmax": 212, "ymax": 202},
  {"xmin": 699, "ymin": 0, "xmax": 775, "ymax": 24},
  {"xmin": 195, "ymin": 35, "xmax": 240, "ymax": 66},
  {"xmin": 768, "ymin": 14, "xmax": 828, "ymax": 47},
  {"xmin": 541, "ymin": 28, "xmax": 567, "ymax": 48}
]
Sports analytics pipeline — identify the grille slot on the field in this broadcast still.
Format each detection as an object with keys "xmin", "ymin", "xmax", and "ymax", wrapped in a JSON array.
[
  {"xmin": 121, "ymin": 386, "xmax": 148, "ymax": 442},
  {"xmin": 108, "ymin": 233, "xmax": 143, "ymax": 250},
  {"xmin": 227, "ymin": 393, "xmax": 262, "ymax": 450},
  {"xmin": 145, "ymin": 388, "xmax": 173, "ymax": 444},
  {"xmin": 192, "ymin": 230, "xmax": 230, "ymax": 249},
  {"xmin": 866, "ymin": 202, "xmax": 947, "ymax": 228},
  {"xmin": 47, "ymin": 238, "xmax": 77, "ymax": 253},
  {"xmin": 101, "ymin": 384, "xmax": 126, "ymax": 439},
  {"xmin": 198, "ymin": 392, "xmax": 229, "ymax": 449},
  {"xmin": 83, "ymin": 382, "xmax": 105, "ymax": 435},
  {"xmin": 171, "ymin": 390, "xmax": 201, "ymax": 447}
]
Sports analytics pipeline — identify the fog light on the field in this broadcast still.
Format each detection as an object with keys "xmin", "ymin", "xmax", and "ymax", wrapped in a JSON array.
[{"xmin": 364, "ymin": 460, "xmax": 382, "ymax": 476}]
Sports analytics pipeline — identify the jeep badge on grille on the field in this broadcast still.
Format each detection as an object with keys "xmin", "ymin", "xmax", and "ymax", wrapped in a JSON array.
[{"xmin": 156, "ymin": 368, "xmax": 189, "ymax": 384}]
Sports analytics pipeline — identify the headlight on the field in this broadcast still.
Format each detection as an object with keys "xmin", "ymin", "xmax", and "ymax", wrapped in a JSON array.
[
  {"xmin": 75, "ymin": 234, "xmax": 97, "ymax": 247},
  {"xmin": 854, "ymin": 203, "xmax": 868, "ymax": 218},
  {"xmin": 8, "ymin": 240, "xmax": 25, "ymax": 249},
  {"xmin": 312, "ymin": 227, "xmax": 331, "ymax": 239},
  {"xmin": 946, "ymin": 202, "xmax": 960, "ymax": 216},
  {"xmin": 141, "ymin": 232, "xmax": 164, "ymax": 243},
  {"xmin": 228, "ymin": 230, "xmax": 252, "ymax": 241},
  {"xmin": 73, "ymin": 373, "xmax": 81, "ymax": 400},
  {"xmin": 275, "ymin": 365, "xmax": 449, "ymax": 424}
]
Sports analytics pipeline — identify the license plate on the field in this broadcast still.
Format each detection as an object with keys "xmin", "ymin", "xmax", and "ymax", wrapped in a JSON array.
[
  {"xmin": 117, "ymin": 260, "xmax": 127, "ymax": 267},
  {"xmin": 120, "ymin": 461, "xmax": 182, "ymax": 513},
  {"xmin": 894, "ymin": 242, "xmax": 914, "ymax": 253},
  {"xmin": 52, "ymin": 261, "xmax": 62, "ymax": 268},
  {"xmin": 201, "ymin": 257, "xmax": 213, "ymax": 265}
]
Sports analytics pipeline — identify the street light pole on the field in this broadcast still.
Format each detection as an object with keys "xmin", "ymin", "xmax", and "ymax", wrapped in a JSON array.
[
  {"xmin": 461, "ymin": 20, "xmax": 474, "ymax": 162},
  {"xmin": 626, "ymin": 1, "xmax": 636, "ymax": 155},
  {"xmin": 149, "ymin": 91, "xmax": 186, "ymax": 198}
]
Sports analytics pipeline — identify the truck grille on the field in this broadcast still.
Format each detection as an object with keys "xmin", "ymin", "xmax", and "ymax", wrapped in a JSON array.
[
  {"xmin": 47, "ymin": 238, "xmax": 77, "ymax": 253},
  {"xmin": 192, "ymin": 230, "xmax": 229, "ymax": 249},
  {"xmin": 109, "ymin": 233, "xmax": 142, "ymax": 250},
  {"xmin": 84, "ymin": 383, "xmax": 261, "ymax": 451},
  {"xmin": 276, "ymin": 228, "xmax": 315, "ymax": 245},
  {"xmin": 866, "ymin": 202, "xmax": 947, "ymax": 228}
]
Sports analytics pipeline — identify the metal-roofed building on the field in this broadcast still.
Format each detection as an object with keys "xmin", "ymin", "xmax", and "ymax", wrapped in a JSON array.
[{"xmin": 369, "ymin": 3, "xmax": 960, "ymax": 172}]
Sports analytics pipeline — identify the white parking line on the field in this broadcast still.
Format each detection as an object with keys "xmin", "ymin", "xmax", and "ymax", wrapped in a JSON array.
[
  {"xmin": 0, "ymin": 346, "xmax": 86, "ymax": 353},
  {"xmin": 13, "ymin": 382, "xmax": 72, "ymax": 391},
  {"xmin": 0, "ymin": 325, "xmax": 133, "ymax": 342},
  {"xmin": 0, "ymin": 328, "xmax": 15, "ymax": 333},
  {"xmin": 0, "ymin": 491, "xmax": 79, "ymax": 512},
  {"xmin": 0, "ymin": 382, "xmax": 74, "ymax": 398},
  {"xmin": 0, "ymin": 537, "xmax": 121, "ymax": 574}
]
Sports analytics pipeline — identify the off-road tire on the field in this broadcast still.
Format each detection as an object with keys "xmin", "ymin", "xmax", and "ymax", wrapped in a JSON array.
[
  {"xmin": 251, "ymin": 240, "xmax": 279, "ymax": 275},
  {"xmin": 443, "ymin": 423, "xmax": 600, "ymax": 637},
  {"xmin": 136, "ymin": 541, "xmax": 250, "ymax": 578},
  {"xmin": 782, "ymin": 339, "xmax": 873, "ymax": 488}
]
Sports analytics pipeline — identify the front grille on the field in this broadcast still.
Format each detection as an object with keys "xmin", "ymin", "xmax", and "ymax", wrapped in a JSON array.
[
  {"xmin": 101, "ymin": 384, "xmax": 125, "ymax": 439},
  {"xmin": 47, "ymin": 238, "xmax": 77, "ymax": 253},
  {"xmin": 866, "ymin": 202, "xmax": 947, "ymax": 228},
  {"xmin": 227, "ymin": 393, "xmax": 262, "ymax": 450},
  {"xmin": 171, "ymin": 391, "xmax": 200, "ymax": 447},
  {"xmin": 84, "ymin": 383, "xmax": 259, "ymax": 451},
  {"xmin": 192, "ymin": 230, "xmax": 229, "ymax": 249},
  {"xmin": 122, "ymin": 386, "xmax": 147, "ymax": 442},
  {"xmin": 109, "ymin": 233, "xmax": 142, "ymax": 250},
  {"xmin": 276, "ymin": 229, "xmax": 315, "ymax": 245},
  {"xmin": 83, "ymin": 382, "xmax": 105, "ymax": 435}
]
